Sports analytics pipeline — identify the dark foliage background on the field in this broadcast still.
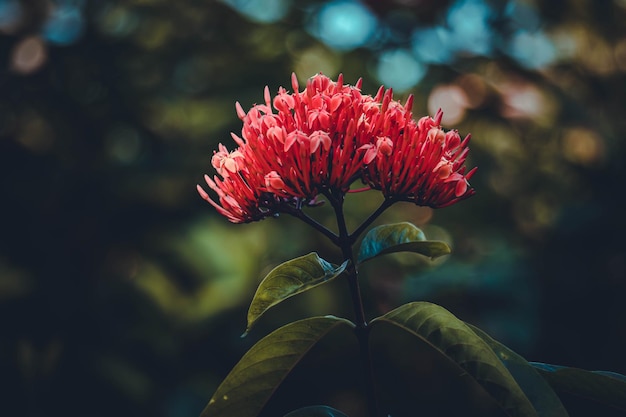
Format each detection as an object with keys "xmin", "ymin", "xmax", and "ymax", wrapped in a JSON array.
[{"xmin": 1, "ymin": 0, "xmax": 625, "ymax": 416}]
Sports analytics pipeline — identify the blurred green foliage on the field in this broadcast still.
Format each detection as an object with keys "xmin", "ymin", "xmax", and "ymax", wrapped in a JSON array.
[{"xmin": 1, "ymin": 0, "xmax": 626, "ymax": 416}]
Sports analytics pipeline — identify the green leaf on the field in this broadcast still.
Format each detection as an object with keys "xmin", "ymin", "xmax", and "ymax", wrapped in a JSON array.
[
  {"xmin": 357, "ymin": 222, "xmax": 450, "ymax": 264},
  {"xmin": 245, "ymin": 253, "xmax": 348, "ymax": 334},
  {"xmin": 530, "ymin": 362, "xmax": 626, "ymax": 411},
  {"xmin": 372, "ymin": 302, "xmax": 538, "ymax": 417},
  {"xmin": 466, "ymin": 324, "xmax": 569, "ymax": 417},
  {"xmin": 201, "ymin": 316, "xmax": 355, "ymax": 417},
  {"xmin": 283, "ymin": 405, "xmax": 350, "ymax": 417}
]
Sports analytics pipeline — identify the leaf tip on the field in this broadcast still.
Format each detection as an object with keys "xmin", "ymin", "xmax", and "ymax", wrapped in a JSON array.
[
  {"xmin": 240, "ymin": 330, "xmax": 249, "ymax": 338},
  {"xmin": 432, "ymin": 243, "xmax": 452, "ymax": 260}
]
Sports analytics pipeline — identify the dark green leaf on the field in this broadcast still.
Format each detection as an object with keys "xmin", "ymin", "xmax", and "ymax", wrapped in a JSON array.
[
  {"xmin": 530, "ymin": 362, "xmax": 626, "ymax": 411},
  {"xmin": 201, "ymin": 316, "xmax": 355, "ymax": 417},
  {"xmin": 372, "ymin": 302, "xmax": 538, "ymax": 417},
  {"xmin": 357, "ymin": 222, "xmax": 450, "ymax": 264},
  {"xmin": 245, "ymin": 253, "xmax": 348, "ymax": 334},
  {"xmin": 283, "ymin": 405, "xmax": 350, "ymax": 417},
  {"xmin": 467, "ymin": 324, "xmax": 569, "ymax": 417}
]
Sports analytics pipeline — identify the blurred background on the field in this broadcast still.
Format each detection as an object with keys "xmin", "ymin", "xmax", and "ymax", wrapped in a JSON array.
[{"xmin": 1, "ymin": 0, "xmax": 626, "ymax": 416}]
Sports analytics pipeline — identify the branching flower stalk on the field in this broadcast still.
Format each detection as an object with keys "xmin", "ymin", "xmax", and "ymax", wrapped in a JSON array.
[
  {"xmin": 198, "ymin": 73, "xmax": 477, "ymax": 417},
  {"xmin": 282, "ymin": 188, "xmax": 397, "ymax": 416},
  {"xmin": 282, "ymin": 204, "xmax": 339, "ymax": 245},
  {"xmin": 348, "ymin": 197, "xmax": 396, "ymax": 246}
]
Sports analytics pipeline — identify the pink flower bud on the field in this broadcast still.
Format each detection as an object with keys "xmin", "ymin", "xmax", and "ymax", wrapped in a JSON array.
[{"xmin": 265, "ymin": 171, "xmax": 285, "ymax": 192}]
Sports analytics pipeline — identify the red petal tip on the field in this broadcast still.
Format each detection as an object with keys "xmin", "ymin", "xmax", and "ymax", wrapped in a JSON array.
[
  {"xmin": 291, "ymin": 72, "xmax": 299, "ymax": 93},
  {"xmin": 196, "ymin": 184, "xmax": 209, "ymax": 200},
  {"xmin": 235, "ymin": 102, "xmax": 246, "ymax": 119}
]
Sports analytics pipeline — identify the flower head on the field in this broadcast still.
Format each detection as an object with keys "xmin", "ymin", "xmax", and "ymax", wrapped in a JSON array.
[
  {"xmin": 360, "ymin": 105, "xmax": 477, "ymax": 208},
  {"xmin": 199, "ymin": 73, "xmax": 383, "ymax": 222},
  {"xmin": 198, "ymin": 73, "xmax": 476, "ymax": 223}
]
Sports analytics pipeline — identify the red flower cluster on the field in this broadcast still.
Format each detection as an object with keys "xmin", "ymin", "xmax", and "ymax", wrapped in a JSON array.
[{"xmin": 198, "ymin": 73, "xmax": 476, "ymax": 223}]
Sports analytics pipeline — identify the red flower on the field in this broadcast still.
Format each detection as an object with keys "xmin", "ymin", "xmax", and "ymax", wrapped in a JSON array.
[
  {"xmin": 198, "ymin": 73, "xmax": 476, "ymax": 223},
  {"xmin": 198, "ymin": 73, "xmax": 386, "ymax": 222},
  {"xmin": 360, "ymin": 94, "xmax": 477, "ymax": 207}
]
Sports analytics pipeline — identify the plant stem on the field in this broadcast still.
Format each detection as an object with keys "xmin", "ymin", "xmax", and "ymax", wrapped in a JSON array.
[
  {"xmin": 324, "ymin": 190, "xmax": 366, "ymax": 328},
  {"xmin": 355, "ymin": 326, "xmax": 378, "ymax": 417},
  {"xmin": 349, "ymin": 198, "xmax": 395, "ymax": 245},
  {"xmin": 325, "ymin": 189, "xmax": 380, "ymax": 417},
  {"xmin": 284, "ymin": 206, "xmax": 339, "ymax": 245}
]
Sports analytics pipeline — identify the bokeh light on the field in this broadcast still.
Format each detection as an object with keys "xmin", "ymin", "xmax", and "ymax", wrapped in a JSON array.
[
  {"xmin": 221, "ymin": 0, "xmax": 290, "ymax": 23},
  {"xmin": 507, "ymin": 30, "xmax": 556, "ymax": 69},
  {"xmin": 42, "ymin": 1, "xmax": 85, "ymax": 45},
  {"xmin": 293, "ymin": 45, "xmax": 341, "ymax": 80},
  {"xmin": 410, "ymin": 0, "xmax": 494, "ymax": 65},
  {"xmin": 307, "ymin": 0, "xmax": 378, "ymax": 51},
  {"xmin": 498, "ymin": 80, "xmax": 553, "ymax": 122},
  {"xmin": 454, "ymin": 73, "xmax": 488, "ymax": 109},
  {"xmin": 427, "ymin": 84, "xmax": 468, "ymax": 126},
  {"xmin": 444, "ymin": 0, "xmax": 494, "ymax": 56},
  {"xmin": 10, "ymin": 36, "xmax": 47, "ymax": 75},
  {"xmin": 411, "ymin": 27, "xmax": 453, "ymax": 64},
  {"xmin": 504, "ymin": 0, "xmax": 541, "ymax": 32},
  {"xmin": 561, "ymin": 127, "xmax": 605, "ymax": 167},
  {"xmin": 0, "ymin": 0, "xmax": 21, "ymax": 33},
  {"xmin": 375, "ymin": 49, "xmax": 425, "ymax": 92},
  {"xmin": 95, "ymin": 4, "xmax": 140, "ymax": 38}
]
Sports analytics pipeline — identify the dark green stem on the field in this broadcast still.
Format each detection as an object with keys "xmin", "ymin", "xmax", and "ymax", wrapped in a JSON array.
[
  {"xmin": 284, "ymin": 206, "xmax": 339, "ymax": 245},
  {"xmin": 324, "ymin": 190, "xmax": 366, "ymax": 328},
  {"xmin": 324, "ymin": 189, "xmax": 379, "ymax": 417},
  {"xmin": 348, "ymin": 198, "xmax": 395, "ymax": 245}
]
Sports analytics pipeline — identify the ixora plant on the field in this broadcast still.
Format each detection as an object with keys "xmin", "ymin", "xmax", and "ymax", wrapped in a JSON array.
[{"xmin": 197, "ymin": 74, "xmax": 626, "ymax": 417}]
